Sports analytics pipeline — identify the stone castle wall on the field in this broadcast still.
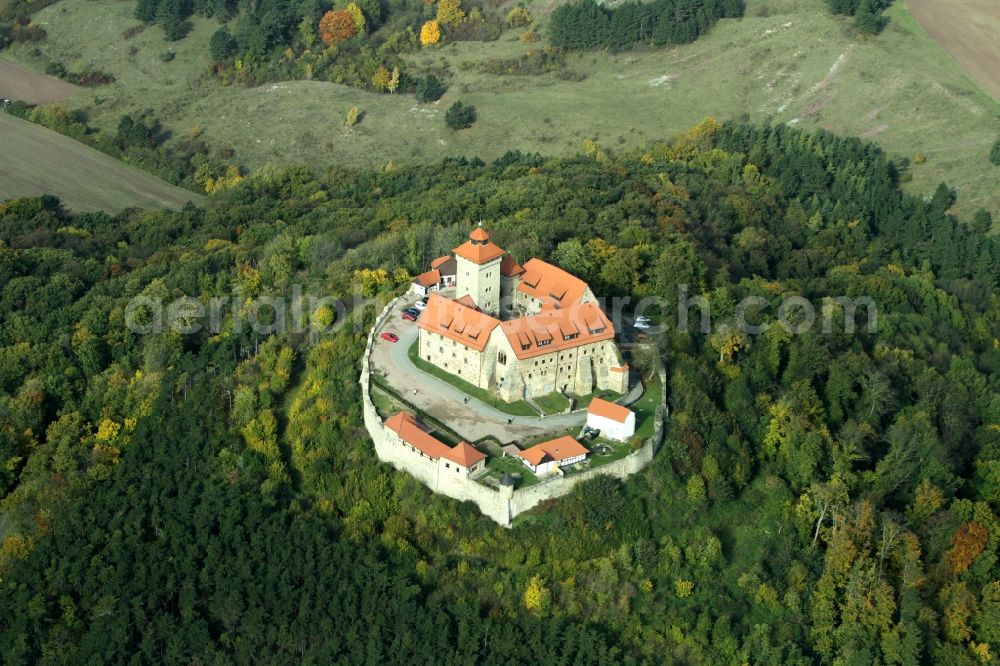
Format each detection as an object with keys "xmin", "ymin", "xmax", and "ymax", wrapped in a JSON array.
[{"xmin": 361, "ymin": 298, "xmax": 666, "ymax": 527}]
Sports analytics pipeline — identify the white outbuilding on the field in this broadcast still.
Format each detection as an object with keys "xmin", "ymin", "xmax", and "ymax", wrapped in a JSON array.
[{"xmin": 586, "ymin": 397, "xmax": 635, "ymax": 442}]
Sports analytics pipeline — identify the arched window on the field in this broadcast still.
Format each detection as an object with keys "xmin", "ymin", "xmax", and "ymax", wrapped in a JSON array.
[{"xmin": 498, "ymin": 351, "xmax": 507, "ymax": 365}]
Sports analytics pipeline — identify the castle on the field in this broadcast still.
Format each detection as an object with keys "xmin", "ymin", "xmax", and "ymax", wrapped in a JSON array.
[{"xmin": 412, "ymin": 227, "xmax": 629, "ymax": 402}]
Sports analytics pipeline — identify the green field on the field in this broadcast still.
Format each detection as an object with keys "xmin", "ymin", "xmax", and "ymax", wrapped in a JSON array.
[
  {"xmin": 6, "ymin": 0, "xmax": 1000, "ymax": 220},
  {"xmin": 0, "ymin": 112, "xmax": 202, "ymax": 212}
]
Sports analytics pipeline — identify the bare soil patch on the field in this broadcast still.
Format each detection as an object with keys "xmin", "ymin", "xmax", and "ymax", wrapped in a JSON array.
[
  {"xmin": 0, "ymin": 59, "xmax": 79, "ymax": 104},
  {"xmin": 907, "ymin": 0, "xmax": 1000, "ymax": 101}
]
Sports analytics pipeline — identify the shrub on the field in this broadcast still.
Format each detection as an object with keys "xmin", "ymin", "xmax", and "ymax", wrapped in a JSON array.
[
  {"xmin": 445, "ymin": 101, "xmax": 476, "ymax": 129},
  {"xmin": 345, "ymin": 105, "xmax": 362, "ymax": 126},
  {"xmin": 210, "ymin": 27, "xmax": 236, "ymax": 62},
  {"xmin": 159, "ymin": 49, "xmax": 175, "ymax": 62},
  {"xmin": 506, "ymin": 6, "xmax": 532, "ymax": 27},
  {"xmin": 913, "ymin": 153, "xmax": 926, "ymax": 165},
  {"xmin": 415, "ymin": 75, "xmax": 446, "ymax": 102},
  {"xmin": 990, "ymin": 137, "xmax": 1000, "ymax": 166}
]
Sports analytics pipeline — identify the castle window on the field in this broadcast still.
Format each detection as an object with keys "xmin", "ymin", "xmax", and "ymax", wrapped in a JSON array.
[{"xmin": 498, "ymin": 351, "xmax": 507, "ymax": 365}]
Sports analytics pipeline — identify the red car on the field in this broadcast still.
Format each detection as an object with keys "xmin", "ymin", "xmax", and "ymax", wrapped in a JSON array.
[
  {"xmin": 380, "ymin": 332, "xmax": 399, "ymax": 343},
  {"xmin": 401, "ymin": 311, "xmax": 417, "ymax": 322}
]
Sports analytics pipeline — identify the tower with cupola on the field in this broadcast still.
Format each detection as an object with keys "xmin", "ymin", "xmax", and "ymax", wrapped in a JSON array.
[{"xmin": 453, "ymin": 226, "xmax": 504, "ymax": 316}]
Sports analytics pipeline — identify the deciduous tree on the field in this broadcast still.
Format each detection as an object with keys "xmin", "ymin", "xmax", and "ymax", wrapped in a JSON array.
[{"xmin": 318, "ymin": 9, "xmax": 357, "ymax": 45}]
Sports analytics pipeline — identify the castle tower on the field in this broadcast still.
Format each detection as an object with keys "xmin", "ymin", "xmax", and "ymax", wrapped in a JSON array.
[{"xmin": 453, "ymin": 226, "xmax": 504, "ymax": 316}]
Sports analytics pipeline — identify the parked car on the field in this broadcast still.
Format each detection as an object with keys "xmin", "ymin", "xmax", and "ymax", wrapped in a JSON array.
[
  {"xmin": 401, "ymin": 311, "xmax": 417, "ymax": 322},
  {"xmin": 413, "ymin": 300, "xmax": 427, "ymax": 311},
  {"xmin": 380, "ymin": 332, "xmax": 399, "ymax": 343},
  {"xmin": 634, "ymin": 315, "xmax": 651, "ymax": 325},
  {"xmin": 633, "ymin": 320, "xmax": 651, "ymax": 330}
]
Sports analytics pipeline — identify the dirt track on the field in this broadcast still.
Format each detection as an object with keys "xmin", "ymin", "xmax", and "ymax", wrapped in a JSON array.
[
  {"xmin": 907, "ymin": 0, "xmax": 1000, "ymax": 102},
  {"xmin": 0, "ymin": 58, "xmax": 79, "ymax": 104}
]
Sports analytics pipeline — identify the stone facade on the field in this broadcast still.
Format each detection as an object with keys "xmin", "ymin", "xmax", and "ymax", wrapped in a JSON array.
[
  {"xmin": 455, "ymin": 253, "xmax": 502, "ymax": 316},
  {"xmin": 416, "ymin": 228, "xmax": 629, "ymax": 402}
]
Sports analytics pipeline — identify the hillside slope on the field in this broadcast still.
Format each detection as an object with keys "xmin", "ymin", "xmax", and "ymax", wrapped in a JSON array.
[{"xmin": 0, "ymin": 112, "xmax": 201, "ymax": 212}]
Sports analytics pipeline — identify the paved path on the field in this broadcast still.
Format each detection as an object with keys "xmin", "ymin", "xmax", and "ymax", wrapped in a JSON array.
[{"xmin": 369, "ymin": 295, "xmax": 641, "ymax": 444}]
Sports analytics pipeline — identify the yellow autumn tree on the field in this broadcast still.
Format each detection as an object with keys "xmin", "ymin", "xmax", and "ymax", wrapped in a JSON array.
[
  {"xmin": 354, "ymin": 267, "xmax": 390, "ymax": 296},
  {"xmin": 436, "ymin": 0, "xmax": 465, "ymax": 25},
  {"xmin": 95, "ymin": 419, "xmax": 121, "ymax": 442},
  {"xmin": 371, "ymin": 65, "xmax": 391, "ymax": 91},
  {"xmin": 523, "ymin": 575, "xmax": 549, "ymax": 613},
  {"xmin": 345, "ymin": 1, "xmax": 365, "ymax": 31},
  {"xmin": 420, "ymin": 19, "xmax": 440, "ymax": 46}
]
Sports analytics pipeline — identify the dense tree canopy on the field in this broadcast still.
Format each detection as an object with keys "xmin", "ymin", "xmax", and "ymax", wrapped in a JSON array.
[
  {"xmin": 1, "ymin": 120, "xmax": 998, "ymax": 663},
  {"xmin": 549, "ymin": 0, "xmax": 744, "ymax": 50}
]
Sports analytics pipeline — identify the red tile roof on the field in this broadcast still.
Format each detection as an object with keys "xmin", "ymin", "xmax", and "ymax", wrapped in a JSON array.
[
  {"xmin": 443, "ymin": 441, "xmax": 487, "ymax": 468},
  {"xmin": 384, "ymin": 412, "xmax": 450, "ymax": 459},
  {"xmin": 454, "ymin": 294, "xmax": 479, "ymax": 309},
  {"xmin": 418, "ymin": 293, "xmax": 500, "ymax": 351},
  {"xmin": 430, "ymin": 255, "xmax": 456, "ymax": 275},
  {"xmin": 588, "ymin": 397, "xmax": 632, "ymax": 424},
  {"xmin": 500, "ymin": 301, "xmax": 615, "ymax": 360},
  {"xmin": 414, "ymin": 269, "xmax": 440, "ymax": 288},
  {"xmin": 385, "ymin": 412, "xmax": 486, "ymax": 469},
  {"xmin": 453, "ymin": 227, "xmax": 505, "ymax": 265},
  {"xmin": 516, "ymin": 258, "xmax": 589, "ymax": 307},
  {"xmin": 454, "ymin": 239, "xmax": 505, "ymax": 265},
  {"xmin": 514, "ymin": 436, "xmax": 589, "ymax": 466},
  {"xmin": 500, "ymin": 255, "xmax": 524, "ymax": 277}
]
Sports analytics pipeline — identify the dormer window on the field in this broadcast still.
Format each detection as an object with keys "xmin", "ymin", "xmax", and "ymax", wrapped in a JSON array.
[{"xmin": 537, "ymin": 339, "xmax": 551, "ymax": 347}]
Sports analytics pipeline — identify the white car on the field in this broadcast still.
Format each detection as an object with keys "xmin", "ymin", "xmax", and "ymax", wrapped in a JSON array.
[
  {"xmin": 633, "ymin": 321, "xmax": 651, "ymax": 330},
  {"xmin": 413, "ymin": 300, "xmax": 427, "ymax": 311},
  {"xmin": 634, "ymin": 315, "xmax": 651, "ymax": 325}
]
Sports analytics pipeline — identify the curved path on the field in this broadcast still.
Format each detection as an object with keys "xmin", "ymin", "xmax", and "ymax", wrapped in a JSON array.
[{"xmin": 369, "ymin": 295, "xmax": 642, "ymax": 443}]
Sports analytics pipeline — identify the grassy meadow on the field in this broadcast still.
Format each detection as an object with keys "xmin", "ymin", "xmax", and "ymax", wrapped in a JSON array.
[{"xmin": 6, "ymin": 0, "xmax": 1000, "ymax": 221}]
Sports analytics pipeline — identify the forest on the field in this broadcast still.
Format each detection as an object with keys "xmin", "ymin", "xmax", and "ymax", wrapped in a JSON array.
[
  {"xmin": 548, "ymin": 0, "xmax": 743, "ymax": 50},
  {"xmin": 0, "ymin": 119, "xmax": 998, "ymax": 663},
  {"xmin": 132, "ymin": 0, "xmax": 500, "ymax": 90}
]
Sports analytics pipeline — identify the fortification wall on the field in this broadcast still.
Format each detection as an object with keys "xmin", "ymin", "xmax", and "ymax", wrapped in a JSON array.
[
  {"xmin": 361, "ymin": 297, "xmax": 513, "ymax": 525},
  {"xmin": 360, "ymin": 298, "xmax": 667, "ymax": 528},
  {"xmin": 508, "ymin": 398, "xmax": 665, "ymax": 519}
]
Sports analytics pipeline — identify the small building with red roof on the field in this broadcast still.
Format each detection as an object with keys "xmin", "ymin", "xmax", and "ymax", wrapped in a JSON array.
[
  {"xmin": 586, "ymin": 397, "xmax": 635, "ymax": 441},
  {"xmin": 384, "ymin": 411, "xmax": 487, "ymax": 476},
  {"xmin": 512, "ymin": 435, "xmax": 590, "ymax": 476},
  {"xmin": 411, "ymin": 256, "xmax": 456, "ymax": 296}
]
